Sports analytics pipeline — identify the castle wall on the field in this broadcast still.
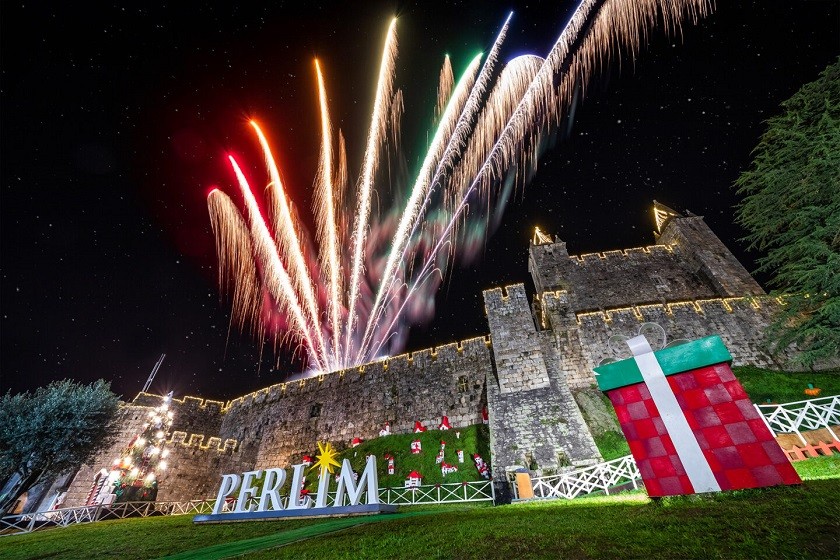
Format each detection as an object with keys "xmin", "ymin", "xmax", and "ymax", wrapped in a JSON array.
[
  {"xmin": 154, "ymin": 432, "xmax": 246, "ymax": 502},
  {"xmin": 64, "ymin": 339, "xmax": 492, "ymax": 506},
  {"xmin": 529, "ymin": 242, "xmax": 719, "ymax": 312},
  {"xmin": 483, "ymin": 285, "xmax": 549, "ymax": 393},
  {"xmin": 542, "ymin": 292, "xmax": 792, "ymax": 390},
  {"xmin": 528, "ymin": 215, "xmax": 765, "ymax": 317},
  {"xmin": 657, "ymin": 216, "xmax": 765, "ymax": 297},
  {"xmin": 63, "ymin": 395, "xmax": 230, "ymax": 506},
  {"xmin": 132, "ymin": 393, "xmax": 225, "ymax": 436},
  {"xmin": 219, "ymin": 337, "xmax": 491, "ymax": 471}
]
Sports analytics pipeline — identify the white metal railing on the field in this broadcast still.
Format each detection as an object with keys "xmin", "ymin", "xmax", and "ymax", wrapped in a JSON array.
[
  {"xmin": 379, "ymin": 480, "xmax": 495, "ymax": 505},
  {"xmin": 515, "ymin": 455, "xmax": 640, "ymax": 501},
  {"xmin": 0, "ymin": 499, "xmax": 216, "ymax": 537},
  {"xmin": 755, "ymin": 394, "xmax": 840, "ymax": 445}
]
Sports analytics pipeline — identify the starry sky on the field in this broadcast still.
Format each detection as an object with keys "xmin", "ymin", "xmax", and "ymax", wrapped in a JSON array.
[{"xmin": 2, "ymin": 1, "xmax": 838, "ymax": 401}]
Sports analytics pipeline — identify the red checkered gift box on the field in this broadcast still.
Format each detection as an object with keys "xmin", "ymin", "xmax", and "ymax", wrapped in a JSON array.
[{"xmin": 594, "ymin": 335, "xmax": 801, "ymax": 497}]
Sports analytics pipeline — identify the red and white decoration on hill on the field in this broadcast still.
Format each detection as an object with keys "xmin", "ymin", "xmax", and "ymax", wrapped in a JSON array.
[
  {"xmin": 414, "ymin": 421, "xmax": 427, "ymax": 433},
  {"xmin": 436, "ymin": 441, "xmax": 446, "ymax": 464},
  {"xmin": 457, "ymin": 449, "xmax": 464, "ymax": 463},
  {"xmin": 405, "ymin": 471, "xmax": 423, "ymax": 488},
  {"xmin": 351, "ymin": 437, "xmax": 363, "ymax": 447},
  {"xmin": 439, "ymin": 416, "xmax": 451, "ymax": 430},
  {"xmin": 473, "ymin": 454, "xmax": 490, "ymax": 479},
  {"xmin": 379, "ymin": 422, "xmax": 391, "ymax": 436},
  {"xmin": 594, "ymin": 331, "xmax": 802, "ymax": 497},
  {"xmin": 383, "ymin": 453, "xmax": 395, "ymax": 475},
  {"xmin": 441, "ymin": 462, "xmax": 458, "ymax": 476},
  {"xmin": 301, "ymin": 455, "xmax": 313, "ymax": 467},
  {"xmin": 410, "ymin": 439, "xmax": 422, "ymax": 454}
]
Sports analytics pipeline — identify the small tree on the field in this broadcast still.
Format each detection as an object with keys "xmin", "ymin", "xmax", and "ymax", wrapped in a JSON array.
[
  {"xmin": 0, "ymin": 379, "xmax": 120, "ymax": 513},
  {"xmin": 734, "ymin": 59, "xmax": 840, "ymax": 367}
]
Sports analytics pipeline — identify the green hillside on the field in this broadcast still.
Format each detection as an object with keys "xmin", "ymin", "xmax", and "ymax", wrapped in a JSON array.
[{"xmin": 253, "ymin": 424, "xmax": 492, "ymax": 497}]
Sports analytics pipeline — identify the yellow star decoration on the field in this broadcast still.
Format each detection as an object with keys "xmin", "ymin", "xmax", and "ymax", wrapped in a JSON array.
[{"xmin": 312, "ymin": 441, "xmax": 341, "ymax": 476}]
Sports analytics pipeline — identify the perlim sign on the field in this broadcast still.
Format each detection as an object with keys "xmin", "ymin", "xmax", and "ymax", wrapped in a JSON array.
[{"xmin": 193, "ymin": 442, "xmax": 395, "ymax": 523}]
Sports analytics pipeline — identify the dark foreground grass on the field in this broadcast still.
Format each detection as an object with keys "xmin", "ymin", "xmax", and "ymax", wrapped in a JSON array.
[
  {"xmin": 256, "ymin": 480, "xmax": 840, "ymax": 560},
  {"xmin": 2, "ymin": 477, "xmax": 837, "ymax": 560}
]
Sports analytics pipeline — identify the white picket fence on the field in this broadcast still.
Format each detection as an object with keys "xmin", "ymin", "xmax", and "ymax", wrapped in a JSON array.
[
  {"xmin": 515, "ymin": 454, "xmax": 641, "ymax": 501},
  {"xmin": 380, "ymin": 480, "xmax": 494, "ymax": 505},
  {"xmin": 755, "ymin": 394, "xmax": 840, "ymax": 445}
]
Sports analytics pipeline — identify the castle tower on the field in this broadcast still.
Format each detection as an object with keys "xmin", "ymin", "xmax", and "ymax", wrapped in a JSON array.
[
  {"xmin": 483, "ymin": 284, "xmax": 601, "ymax": 490},
  {"xmin": 527, "ymin": 202, "xmax": 764, "ymax": 314},
  {"xmin": 654, "ymin": 202, "xmax": 765, "ymax": 298},
  {"xmin": 526, "ymin": 202, "xmax": 786, "ymax": 397},
  {"xmin": 528, "ymin": 228, "xmax": 569, "ymax": 296}
]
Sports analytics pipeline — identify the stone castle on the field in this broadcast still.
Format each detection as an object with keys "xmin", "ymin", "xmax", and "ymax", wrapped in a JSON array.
[{"xmin": 58, "ymin": 203, "xmax": 795, "ymax": 506}]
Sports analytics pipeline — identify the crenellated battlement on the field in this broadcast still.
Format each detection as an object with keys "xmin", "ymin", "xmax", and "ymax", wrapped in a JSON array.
[
  {"xmin": 571, "ymin": 244, "xmax": 674, "ymax": 263},
  {"xmin": 574, "ymin": 295, "xmax": 773, "ymax": 325},
  {"xmin": 127, "ymin": 336, "xmax": 490, "ymax": 415},
  {"xmin": 221, "ymin": 335, "xmax": 492, "ymax": 412},
  {"xmin": 132, "ymin": 392, "xmax": 225, "ymax": 415},
  {"xmin": 166, "ymin": 431, "xmax": 238, "ymax": 452},
  {"xmin": 482, "ymin": 284, "xmax": 530, "ymax": 317}
]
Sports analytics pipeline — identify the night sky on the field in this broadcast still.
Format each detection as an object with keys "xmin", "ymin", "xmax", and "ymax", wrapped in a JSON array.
[{"xmin": 2, "ymin": 1, "xmax": 838, "ymax": 401}]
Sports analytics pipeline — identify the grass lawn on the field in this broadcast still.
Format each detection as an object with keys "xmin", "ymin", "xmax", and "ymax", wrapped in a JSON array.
[
  {"xmin": 2, "ymin": 458, "xmax": 837, "ymax": 560},
  {"xmin": 732, "ymin": 365, "xmax": 840, "ymax": 404}
]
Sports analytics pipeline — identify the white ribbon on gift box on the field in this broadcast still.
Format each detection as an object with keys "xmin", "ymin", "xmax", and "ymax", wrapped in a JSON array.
[{"xmin": 628, "ymin": 335, "xmax": 722, "ymax": 493}]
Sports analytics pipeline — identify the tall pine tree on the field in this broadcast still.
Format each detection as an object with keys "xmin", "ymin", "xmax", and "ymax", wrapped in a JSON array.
[{"xmin": 734, "ymin": 59, "xmax": 840, "ymax": 367}]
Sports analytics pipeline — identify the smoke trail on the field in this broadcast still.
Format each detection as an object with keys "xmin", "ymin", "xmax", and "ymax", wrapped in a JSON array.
[
  {"xmin": 344, "ymin": 18, "xmax": 399, "ymax": 361},
  {"xmin": 314, "ymin": 60, "xmax": 343, "ymax": 368}
]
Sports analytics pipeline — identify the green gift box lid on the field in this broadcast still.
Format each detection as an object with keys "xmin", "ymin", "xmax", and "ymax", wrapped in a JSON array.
[{"xmin": 593, "ymin": 335, "xmax": 732, "ymax": 392}]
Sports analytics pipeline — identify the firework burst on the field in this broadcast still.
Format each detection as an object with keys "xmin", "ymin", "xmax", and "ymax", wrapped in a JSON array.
[{"xmin": 209, "ymin": 0, "xmax": 711, "ymax": 374}]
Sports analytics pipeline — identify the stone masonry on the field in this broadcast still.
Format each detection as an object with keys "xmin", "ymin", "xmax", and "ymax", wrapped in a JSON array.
[
  {"xmin": 64, "ymin": 338, "xmax": 491, "ymax": 505},
  {"xmin": 220, "ymin": 338, "xmax": 491, "ymax": 472},
  {"xmin": 484, "ymin": 285, "xmax": 602, "ymax": 493}
]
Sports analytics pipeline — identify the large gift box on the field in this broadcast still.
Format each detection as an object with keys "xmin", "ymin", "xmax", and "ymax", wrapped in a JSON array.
[{"xmin": 594, "ymin": 335, "xmax": 801, "ymax": 497}]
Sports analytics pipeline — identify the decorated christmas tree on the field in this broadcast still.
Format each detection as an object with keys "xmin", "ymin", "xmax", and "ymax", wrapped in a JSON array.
[{"xmin": 109, "ymin": 394, "xmax": 174, "ymax": 503}]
